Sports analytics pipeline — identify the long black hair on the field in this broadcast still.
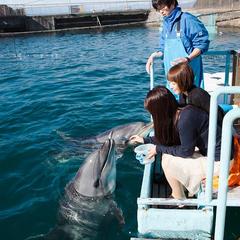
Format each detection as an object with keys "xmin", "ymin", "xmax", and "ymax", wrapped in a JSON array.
[{"xmin": 144, "ymin": 86, "xmax": 180, "ymax": 146}]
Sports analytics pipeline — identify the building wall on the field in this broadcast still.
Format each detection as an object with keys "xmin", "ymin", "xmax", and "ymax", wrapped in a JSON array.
[
  {"xmin": 193, "ymin": 0, "xmax": 240, "ymax": 9},
  {"xmin": 4, "ymin": 0, "xmax": 152, "ymax": 16}
]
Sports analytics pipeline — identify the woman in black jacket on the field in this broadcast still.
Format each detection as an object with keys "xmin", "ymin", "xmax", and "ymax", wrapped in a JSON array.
[
  {"xmin": 130, "ymin": 86, "xmax": 232, "ymax": 199},
  {"xmin": 167, "ymin": 62, "xmax": 225, "ymax": 125}
]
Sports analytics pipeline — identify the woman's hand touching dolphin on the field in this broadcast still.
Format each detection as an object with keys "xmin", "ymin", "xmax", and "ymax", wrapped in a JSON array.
[{"xmin": 129, "ymin": 135, "xmax": 144, "ymax": 144}]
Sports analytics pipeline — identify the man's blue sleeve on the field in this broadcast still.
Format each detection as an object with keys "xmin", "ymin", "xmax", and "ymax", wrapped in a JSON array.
[
  {"xmin": 184, "ymin": 13, "xmax": 210, "ymax": 53},
  {"xmin": 159, "ymin": 27, "xmax": 165, "ymax": 53}
]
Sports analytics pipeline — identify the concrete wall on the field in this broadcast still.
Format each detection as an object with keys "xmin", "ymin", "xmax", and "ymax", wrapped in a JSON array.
[
  {"xmin": 0, "ymin": 5, "xmax": 24, "ymax": 16},
  {"xmin": 0, "ymin": 16, "xmax": 26, "ymax": 32},
  {"xmin": 193, "ymin": 0, "xmax": 240, "ymax": 9},
  {"xmin": 0, "ymin": 10, "xmax": 149, "ymax": 33},
  {"xmin": 54, "ymin": 11, "xmax": 149, "ymax": 29}
]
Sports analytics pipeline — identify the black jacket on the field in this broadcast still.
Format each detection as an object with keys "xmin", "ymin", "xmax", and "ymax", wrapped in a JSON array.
[{"xmin": 179, "ymin": 85, "xmax": 225, "ymax": 125}]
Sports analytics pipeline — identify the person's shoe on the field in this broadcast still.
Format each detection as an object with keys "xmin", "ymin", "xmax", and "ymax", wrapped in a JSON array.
[
  {"xmin": 177, "ymin": 204, "xmax": 185, "ymax": 208},
  {"xmin": 163, "ymin": 204, "xmax": 185, "ymax": 209}
]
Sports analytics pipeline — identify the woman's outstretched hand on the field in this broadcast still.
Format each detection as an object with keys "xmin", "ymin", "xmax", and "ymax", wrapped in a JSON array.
[{"xmin": 129, "ymin": 135, "xmax": 144, "ymax": 144}]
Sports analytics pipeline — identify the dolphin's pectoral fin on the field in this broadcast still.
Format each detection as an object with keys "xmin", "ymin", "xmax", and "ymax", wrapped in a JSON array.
[
  {"xmin": 56, "ymin": 130, "xmax": 79, "ymax": 144},
  {"xmin": 113, "ymin": 207, "xmax": 125, "ymax": 226},
  {"xmin": 109, "ymin": 201, "xmax": 125, "ymax": 225}
]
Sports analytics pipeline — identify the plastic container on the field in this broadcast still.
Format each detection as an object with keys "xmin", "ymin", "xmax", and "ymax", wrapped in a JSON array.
[{"xmin": 134, "ymin": 143, "xmax": 155, "ymax": 164}]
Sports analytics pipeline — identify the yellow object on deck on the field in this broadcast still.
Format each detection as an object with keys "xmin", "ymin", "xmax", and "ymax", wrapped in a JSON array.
[{"xmin": 213, "ymin": 135, "xmax": 240, "ymax": 189}]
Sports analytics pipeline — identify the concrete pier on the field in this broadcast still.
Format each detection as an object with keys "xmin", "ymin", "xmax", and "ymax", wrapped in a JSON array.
[
  {"xmin": 1, "ymin": 1, "xmax": 240, "ymax": 36},
  {"xmin": 146, "ymin": 8, "xmax": 240, "ymax": 30},
  {"xmin": 0, "ymin": 8, "xmax": 149, "ymax": 36},
  {"xmin": 216, "ymin": 10, "xmax": 240, "ymax": 28},
  {"xmin": 0, "ymin": 2, "xmax": 151, "ymax": 35}
]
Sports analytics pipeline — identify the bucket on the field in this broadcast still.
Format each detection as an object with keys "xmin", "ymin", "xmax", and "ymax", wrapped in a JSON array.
[{"xmin": 134, "ymin": 143, "xmax": 155, "ymax": 164}]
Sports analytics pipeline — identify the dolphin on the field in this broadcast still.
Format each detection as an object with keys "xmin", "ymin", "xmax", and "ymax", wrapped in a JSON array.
[
  {"xmin": 91, "ymin": 121, "xmax": 153, "ymax": 146},
  {"xmin": 56, "ymin": 121, "xmax": 153, "ymax": 157},
  {"xmin": 72, "ymin": 137, "xmax": 116, "ymax": 197},
  {"xmin": 44, "ymin": 139, "xmax": 124, "ymax": 240}
]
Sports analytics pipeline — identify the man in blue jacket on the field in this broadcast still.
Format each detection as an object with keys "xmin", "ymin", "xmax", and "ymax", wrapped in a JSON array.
[{"xmin": 146, "ymin": 0, "xmax": 209, "ymax": 88}]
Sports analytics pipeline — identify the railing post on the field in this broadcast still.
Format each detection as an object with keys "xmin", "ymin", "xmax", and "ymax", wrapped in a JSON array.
[
  {"xmin": 205, "ymin": 89, "xmax": 219, "ymax": 203},
  {"xmin": 150, "ymin": 61, "xmax": 154, "ymax": 90},
  {"xmin": 224, "ymin": 51, "xmax": 231, "ymax": 103},
  {"xmin": 215, "ymin": 108, "xmax": 240, "ymax": 240},
  {"xmin": 205, "ymin": 87, "xmax": 240, "ymax": 204},
  {"xmin": 232, "ymin": 50, "xmax": 240, "ymax": 105}
]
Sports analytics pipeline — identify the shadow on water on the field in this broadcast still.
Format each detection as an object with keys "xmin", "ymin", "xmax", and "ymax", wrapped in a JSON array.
[{"xmin": 225, "ymin": 207, "xmax": 240, "ymax": 240}]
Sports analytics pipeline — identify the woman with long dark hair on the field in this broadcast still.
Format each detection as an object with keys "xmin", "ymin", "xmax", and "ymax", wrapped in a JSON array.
[
  {"xmin": 143, "ymin": 86, "xmax": 180, "ymax": 147},
  {"xmin": 130, "ymin": 86, "xmax": 231, "ymax": 199}
]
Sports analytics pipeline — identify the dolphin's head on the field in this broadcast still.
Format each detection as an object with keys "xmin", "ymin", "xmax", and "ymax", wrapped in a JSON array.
[
  {"xmin": 96, "ymin": 122, "xmax": 153, "ymax": 146},
  {"xmin": 73, "ymin": 139, "xmax": 116, "ymax": 197}
]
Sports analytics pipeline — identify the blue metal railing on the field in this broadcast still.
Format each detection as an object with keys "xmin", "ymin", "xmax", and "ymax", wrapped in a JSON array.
[
  {"xmin": 149, "ymin": 50, "xmax": 240, "ymax": 240},
  {"xmin": 203, "ymin": 50, "xmax": 232, "ymax": 87},
  {"xmin": 150, "ymin": 50, "xmax": 233, "ymax": 95},
  {"xmin": 150, "ymin": 63, "xmax": 154, "ymax": 90},
  {"xmin": 215, "ymin": 107, "xmax": 240, "ymax": 240},
  {"xmin": 203, "ymin": 50, "xmax": 233, "ymax": 103},
  {"xmin": 139, "ymin": 163, "xmax": 154, "ymax": 209},
  {"xmin": 205, "ymin": 87, "xmax": 240, "ymax": 203}
]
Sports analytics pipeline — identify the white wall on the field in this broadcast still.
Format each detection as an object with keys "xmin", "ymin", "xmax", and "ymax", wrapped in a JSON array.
[
  {"xmin": 0, "ymin": 0, "xmax": 197, "ymax": 16},
  {"xmin": 1, "ymin": 0, "xmax": 152, "ymax": 16}
]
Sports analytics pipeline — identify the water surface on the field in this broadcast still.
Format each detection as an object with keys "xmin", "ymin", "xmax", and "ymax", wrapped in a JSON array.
[{"xmin": 0, "ymin": 26, "xmax": 240, "ymax": 240}]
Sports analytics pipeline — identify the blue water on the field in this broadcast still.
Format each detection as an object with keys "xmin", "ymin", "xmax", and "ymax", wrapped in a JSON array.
[{"xmin": 0, "ymin": 26, "xmax": 240, "ymax": 240}]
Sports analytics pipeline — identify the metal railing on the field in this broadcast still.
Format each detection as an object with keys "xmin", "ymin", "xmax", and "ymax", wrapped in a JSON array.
[
  {"xmin": 150, "ymin": 50, "xmax": 235, "ymax": 92},
  {"xmin": 140, "ymin": 50, "xmax": 240, "ymax": 240},
  {"xmin": 205, "ymin": 87, "xmax": 240, "ymax": 204},
  {"xmin": 207, "ymin": 93, "xmax": 240, "ymax": 240},
  {"xmin": 203, "ymin": 50, "xmax": 233, "ymax": 103},
  {"xmin": 204, "ymin": 50, "xmax": 232, "ymax": 87}
]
